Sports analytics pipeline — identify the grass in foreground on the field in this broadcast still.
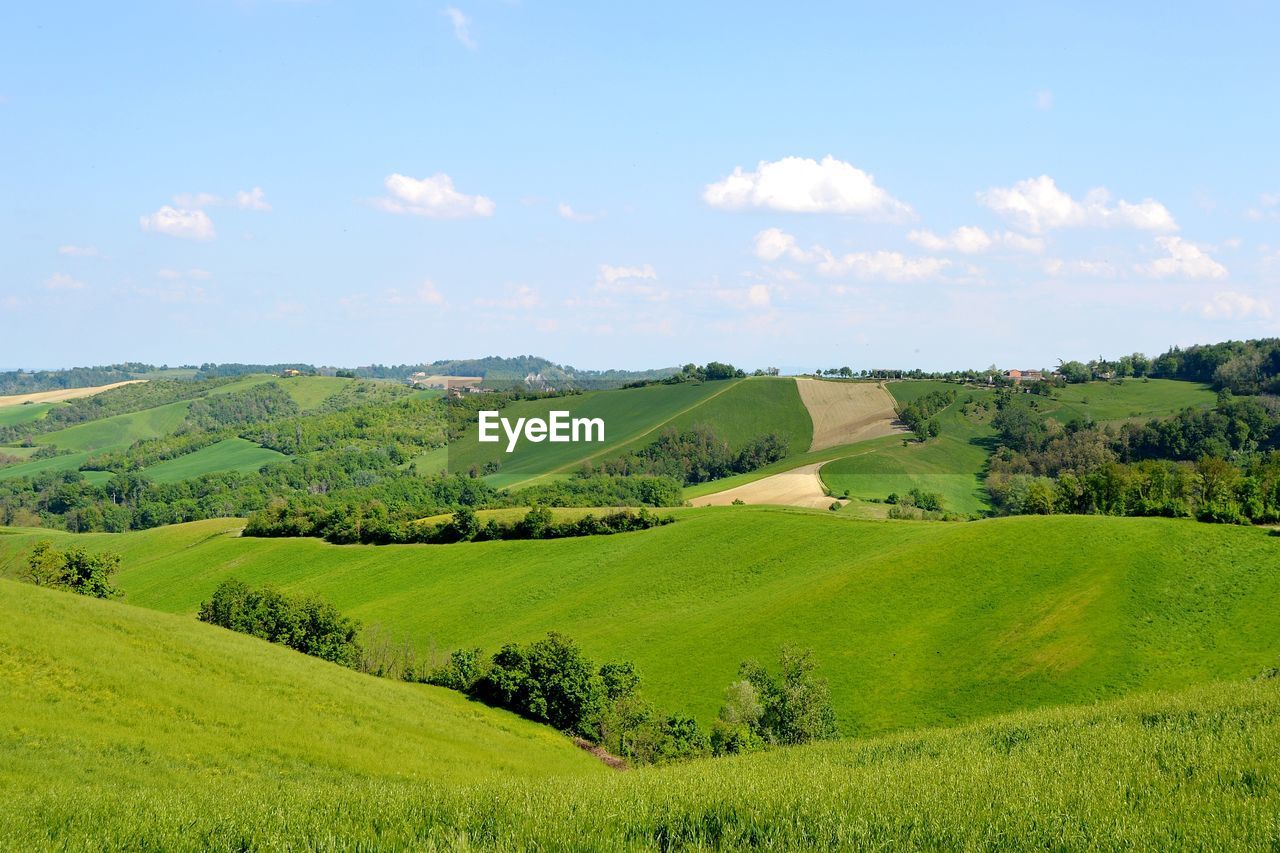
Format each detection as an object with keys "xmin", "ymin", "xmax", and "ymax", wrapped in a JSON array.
[
  {"xmin": 0, "ymin": 579, "xmax": 601, "ymax": 798},
  {"xmin": 3, "ymin": 509, "xmax": 1277, "ymax": 737},
  {"xmin": 2, "ymin": 583, "xmax": 1275, "ymax": 852}
]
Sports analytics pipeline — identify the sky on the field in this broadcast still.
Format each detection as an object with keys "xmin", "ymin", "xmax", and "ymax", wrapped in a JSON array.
[{"xmin": 2, "ymin": 1, "xmax": 1278, "ymax": 372}]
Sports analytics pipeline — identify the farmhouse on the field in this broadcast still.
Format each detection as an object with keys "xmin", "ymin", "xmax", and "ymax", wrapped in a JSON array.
[{"xmin": 1003, "ymin": 369, "xmax": 1046, "ymax": 383}]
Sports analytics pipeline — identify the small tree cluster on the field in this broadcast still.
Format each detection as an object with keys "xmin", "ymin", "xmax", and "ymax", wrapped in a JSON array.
[
  {"xmin": 197, "ymin": 578, "xmax": 363, "ymax": 667},
  {"xmin": 22, "ymin": 541, "xmax": 121, "ymax": 598},
  {"xmin": 711, "ymin": 646, "xmax": 838, "ymax": 754}
]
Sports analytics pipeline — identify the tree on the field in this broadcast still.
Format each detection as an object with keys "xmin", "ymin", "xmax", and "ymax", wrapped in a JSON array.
[
  {"xmin": 23, "ymin": 541, "xmax": 120, "ymax": 598},
  {"xmin": 733, "ymin": 646, "xmax": 838, "ymax": 746}
]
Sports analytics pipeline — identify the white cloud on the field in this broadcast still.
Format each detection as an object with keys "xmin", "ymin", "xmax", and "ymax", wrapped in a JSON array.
[
  {"xmin": 1138, "ymin": 236, "xmax": 1228, "ymax": 280},
  {"xmin": 1035, "ymin": 89, "xmax": 1054, "ymax": 111},
  {"xmin": 235, "ymin": 187, "xmax": 272, "ymax": 211},
  {"xmin": 753, "ymin": 228, "xmax": 948, "ymax": 281},
  {"xmin": 43, "ymin": 273, "xmax": 85, "ymax": 291},
  {"xmin": 557, "ymin": 202, "xmax": 599, "ymax": 223},
  {"xmin": 474, "ymin": 283, "xmax": 538, "ymax": 310},
  {"xmin": 57, "ymin": 245, "xmax": 100, "ymax": 257},
  {"xmin": 978, "ymin": 175, "xmax": 1177, "ymax": 233},
  {"xmin": 704, "ymin": 155, "xmax": 913, "ymax": 219},
  {"xmin": 908, "ymin": 226, "xmax": 1044, "ymax": 254},
  {"xmin": 1246, "ymin": 192, "xmax": 1280, "ymax": 221},
  {"xmin": 375, "ymin": 173, "xmax": 495, "ymax": 218},
  {"xmin": 443, "ymin": 6, "xmax": 476, "ymax": 49},
  {"xmin": 1199, "ymin": 291, "xmax": 1272, "ymax": 321},
  {"xmin": 139, "ymin": 206, "xmax": 216, "ymax": 240},
  {"xmin": 384, "ymin": 281, "xmax": 445, "ymax": 306},
  {"xmin": 595, "ymin": 264, "xmax": 665, "ymax": 300}
]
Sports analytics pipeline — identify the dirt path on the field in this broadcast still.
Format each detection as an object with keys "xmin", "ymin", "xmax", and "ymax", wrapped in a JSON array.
[
  {"xmin": 0, "ymin": 380, "xmax": 146, "ymax": 408},
  {"xmin": 795, "ymin": 378, "xmax": 904, "ymax": 451},
  {"xmin": 692, "ymin": 462, "xmax": 841, "ymax": 510}
]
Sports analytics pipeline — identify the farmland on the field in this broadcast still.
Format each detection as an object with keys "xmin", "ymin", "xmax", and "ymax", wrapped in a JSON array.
[
  {"xmin": 140, "ymin": 437, "xmax": 289, "ymax": 483},
  {"xmin": 4, "ymin": 508, "xmax": 1276, "ymax": 737},
  {"xmin": 1, "ymin": 574, "xmax": 1274, "ymax": 849}
]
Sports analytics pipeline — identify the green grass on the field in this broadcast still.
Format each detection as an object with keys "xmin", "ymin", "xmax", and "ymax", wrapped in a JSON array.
[
  {"xmin": 1037, "ymin": 378, "xmax": 1217, "ymax": 424},
  {"xmin": 448, "ymin": 379, "xmax": 754, "ymax": 488},
  {"xmin": 821, "ymin": 381, "xmax": 995, "ymax": 515},
  {"xmin": 29, "ymin": 400, "xmax": 193, "ymax": 453},
  {"xmin": 0, "ymin": 401, "xmax": 54, "ymax": 427},
  {"xmin": 277, "ymin": 374, "xmax": 354, "ymax": 410},
  {"xmin": 140, "ymin": 438, "xmax": 289, "ymax": 483},
  {"xmin": 0, "ymin": 450, "xmax": 94, "ymax": 481},
  {"xmin": 4, "ymin": 510, "xmax": 1277, "ymax": 739},
  {"xmin": 0, "ymin": 580, "xmax": 601, "ymax": 798},
  {"xmin": 2, "ymin": 581, "xmax": 1275, "ymax": 851}
]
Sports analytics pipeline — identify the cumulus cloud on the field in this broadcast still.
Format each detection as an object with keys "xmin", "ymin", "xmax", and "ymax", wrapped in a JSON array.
[
  {"xmin": 384, "ymin": 281, "xmax": 445, "ymax": 306},
  {"xmin": 235, "ymin": 187, "xmax": 272, "ymax": 211},
  {"xmin": 1199, "ymin": 291, "xmax": 1272, "ymax": 320},
  {"xmin": 375, "ymin": 173, "xmax": 495, "ymax": 218},
  {"xmin": 1138, "ymin": 236, "xmax": 1228, "ymax": 280},
  {"xmin": 443, "ymin": 6, "xmax": 476, "ymax": 49},
  {"xmin": 43, "ymin": 273, "xmax": 85, "ymax": 291},
  {"xmin": 1246, "ymin": 192, "xmax": 1280, "ymax": 222},
  {"xmin": 753, "ymin": 228, "xmax": 948, "ymax": 281},
  {"xmin": 908, "ymin": 226, "xmax": 1044, "ymax": 254},
  {"xmin": 978, "ymin": 175, "xmax": 1177, "ymax": 233},
  {"xmin": 704, "ymin": 155, "xmax": 913, "ymax": 219},
  {"xmin": 58, "ymin": 245, "xmax": 100, "ymax": 257},
  {"xmin": 139, "ymin": 206, "xmax": 215, "ymax": 240}
]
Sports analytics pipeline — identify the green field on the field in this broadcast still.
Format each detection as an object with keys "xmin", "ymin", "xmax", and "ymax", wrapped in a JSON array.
[
  {"xmin": 29, "ymin": 399, "xmax": 193, "ymax": 453},
  {"xmin": 276, "ymin": 374, "xmax": 355, "ymax": 410},
  {"xmin": 448, "ymin": 378, "xmax": 802, "ymax": 488},
  {"xmin": 819, "ymin": 381, "xmax": 994, "ymax": 515},
  {"xmin": 4, "ymin": 509, "xmax": 1276, "ymax": 738},
  {"xmin": 1, "ymin": 576, "xmax": 1275, "ymax": 848},
  {"xmin": 0, "ymin": 450, "xmax": 94, "ymax": 481},
  {"xmin": 0, "ymin": 401, "xmax": 54, "ymax": 427},
  {"xmin": 1038, "ymin": 377, "xmax": 1217, "ymax": 423},
  {"xmin": 140, "ymin": 437, "xmax": 289, "ymax": 483}
]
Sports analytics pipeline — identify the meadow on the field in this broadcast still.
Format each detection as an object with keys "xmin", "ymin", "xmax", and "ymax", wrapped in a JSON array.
[
  {"xmin": 3, "ymin": 508, "xmax": 1276, "ymax": 737},
  {"xmin": 2, "ymin": 577, "xmax": 1275, "ymax": 850},
  {"xmin": 140, "ymin": 437, "xmax": 289, "ymax": 483}
]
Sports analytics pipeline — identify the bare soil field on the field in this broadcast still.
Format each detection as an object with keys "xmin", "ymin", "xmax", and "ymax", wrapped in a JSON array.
[
  {"xmin": 795, "ymin": 378, "xmax": 904, "ymax": 451},
  {"xmin": 0, "ymin": 380, "xmax": 145, "ymax": 407},
  {"xmin": 692, "ymin": 462, "xmax": 842, "ymax": 509}
]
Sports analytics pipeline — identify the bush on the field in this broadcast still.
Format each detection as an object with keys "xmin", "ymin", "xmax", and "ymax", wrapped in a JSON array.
[{"xmin": 722, "ymin": 647, "xmax": 838, "ymax": 749}]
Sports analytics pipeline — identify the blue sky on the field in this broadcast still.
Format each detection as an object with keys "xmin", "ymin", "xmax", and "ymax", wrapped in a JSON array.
[{"xmin": 2, "ymin": 1, "xmax": 1278, "ymax": 371}]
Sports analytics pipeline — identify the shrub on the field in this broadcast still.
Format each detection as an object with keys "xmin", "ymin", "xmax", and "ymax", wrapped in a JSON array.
[
  {"xmin": 198, "ymin": 579, "xmax": 363, "ymax": 667},
  {"xmin": 22, "ymin": 541, "xmax": 121, "ymax": 599}
]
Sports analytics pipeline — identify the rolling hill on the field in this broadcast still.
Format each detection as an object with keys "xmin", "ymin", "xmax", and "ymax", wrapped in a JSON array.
[
  {"xmin": 447, "ymin": 377, "xmax": 813, "ymax": 488},
  {"xmin": 3, "ymin": 509, "xmax": 1276, "ymax": 737},
  {"xmin": 0, "ymin": 576, "xmax": 1274, "ymax": 848}
]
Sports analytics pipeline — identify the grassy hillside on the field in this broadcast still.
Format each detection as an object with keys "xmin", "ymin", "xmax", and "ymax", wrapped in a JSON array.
[
  {"xmin": 821, "ymin": 381, "xmax": 994, "ymax": 515},
  {"xmin": 4, "ymin": 509, "xmax": 1276, "ymax": 737},
  {"xmin": 140, "ymin": 437, "xmax": 289, "ymax": 483},
  {"xmin": 3, "ymin": 601, "xmax": 1274, "ymax": 851},
  {"xmin": 277, "ymin": 374, "xmax": 355, "ymax": 410},
  {"xmin": 29, "ymin": 400, "xmax": 193, "ymax": 453},
  {"xmin": 1039, "ymin": 378, "xmax": 1217, "ymax": 423},
  {"xmin": 0, "ymin": 580, "xmax": 600, "ymax": 802},
  {"xmin": 0, "ymin": 402, "xmax": 54, "ymax": 427},
  {"xmin": 452, "ymin": 377, "xmax": 812, "ymax": 489}
]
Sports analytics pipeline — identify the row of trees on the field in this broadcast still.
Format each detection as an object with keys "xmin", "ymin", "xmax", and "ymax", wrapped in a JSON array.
[
  {"xmin": 197, "ymin": 579, "xmax": 363, "ymax": 666},
  {"xmin": 244, "ymin": 502, "xmax": 674, "ymax": 545}
]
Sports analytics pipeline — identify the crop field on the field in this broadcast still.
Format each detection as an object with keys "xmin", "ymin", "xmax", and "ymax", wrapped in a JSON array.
[
  {"xmin": 276, "ymin": 374, "xmax": 356, "ymax": 410},
  {"xmin": 0, "ymin": 450, "xmax": 94, "ymax": 481},
  {"xmin": 0, "ymin": 401, "xmax": 54, "ymax": 427},
  {"xmin": 447, "ymin": 379, "xmax": 752, "ymax": 487},
  {"xmin": 818, "ymin": 381, "xmax": 994, "ymax": 515},
  {"xmin": 4, "ymin": 509, "xmax": 1276, "ymax": 738},
  {"xmin": 140, "ymin": 437, "xmax": 289, "ymax": 483},
  {"xmin": 29, "ymin": 399, "xmax": 193, "ymax": 453},
  {"xmin": 1, "ymin": 579, "xmax": 1274, "ymax": 850}
]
